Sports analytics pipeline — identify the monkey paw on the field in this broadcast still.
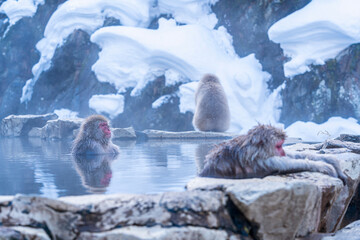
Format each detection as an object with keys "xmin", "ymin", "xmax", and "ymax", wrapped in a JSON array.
[{"xmin": 315, "ymin": 161, "xmax": 338, "ymax": 178}]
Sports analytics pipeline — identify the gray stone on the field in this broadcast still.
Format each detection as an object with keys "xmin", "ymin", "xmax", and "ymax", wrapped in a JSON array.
[
  {"xmin": 0, "ymin": 226, "xmax": 50, "ymax": 240},
  {"xmin": 112, "ymin": 127, "xmax": 136, "ymax": 139},
  {"xmin": 28, "ymin": 127, "xmax": 42, "ymax": 137},
  {"xmin": 322, "ymin": 220, "xmax": 360, "ymax": 240},
  {"xmin": 187, "ymin": 143, "xmax": 360, "ymax": 240},
  {"xmin": 41, "ymin": 118, "xmax": 82, "ymax": 139},
  {"xmin": 0, "ymin": 191, "xmax": 236, "ymax": 240},
  {"xmin": 78, "ymin": 226, "xmax": 241, "ymax": 240},
  {"xmin": 0, "ymin": 113, "xmax": 58, "ymax": 137},
  {"xmin": 187, "ymin": 177, "xmax": 323, "ymax": 240},
  {"xmin": 317, "ymin": 139, "xmax": 360, "ymax": 154},
  {"xmin": 0, "ymin": 226, "xmax": 24, "ymax": 240},
  {"xmin": 337, "ymin": 134, "xmax": 360, "ymax": 143},
  {"xmin": 143, "ymin": 130, "xmax": 238, "ymax": 139}
]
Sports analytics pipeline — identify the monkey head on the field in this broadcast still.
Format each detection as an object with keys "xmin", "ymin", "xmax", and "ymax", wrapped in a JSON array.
[
  {"xmin": 245, "ymin": 124, "xmax": 287, "ymax": 158},
  {"xmin": 81, "ymin": 115, "xmax": 112, "ymax": 143},
  {"xmin": 99, "ymin": 122, "xmax": 111, "ymax": 139}
]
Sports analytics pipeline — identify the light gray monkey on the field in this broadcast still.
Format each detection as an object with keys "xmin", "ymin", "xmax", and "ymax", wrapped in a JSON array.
[{"xmin": 193, "ymin": 74, "xmax": 230, "ymax": 132}]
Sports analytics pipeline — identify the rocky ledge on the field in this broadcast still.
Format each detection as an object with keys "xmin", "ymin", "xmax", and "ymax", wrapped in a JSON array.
[
  {"xmin": 0, "ymin": 114, "xmax": 237, "ymax": 140},
  {"xmin": 0, "ymin": 139, "xmax": 360, "ymax": 240}
]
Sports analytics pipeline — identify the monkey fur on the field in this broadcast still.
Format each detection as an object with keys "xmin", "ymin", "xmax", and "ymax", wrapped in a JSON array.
[
  {"xmin": 200, "ymin": 124, "xmax": 347, "ymax": 183},
  {"xmin": 72, "ymin": 115, "xmax": 120, "ymax": 155},
  {"xmin": 193, "ymin": 74, "xmax": 230, "ymax": 132}
]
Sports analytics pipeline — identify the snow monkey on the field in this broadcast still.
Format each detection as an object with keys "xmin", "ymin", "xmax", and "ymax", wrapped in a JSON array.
[
  {"xmin": 193, "ymin": 73, "xmax": 230, "ymax": 132},
  {"xmin": 200, "ymin": 124, "xmax": 347, "ymax": 183},
  {"xmin": 72, "ymin": 115, "xmax": 120, "ymax": 155}
]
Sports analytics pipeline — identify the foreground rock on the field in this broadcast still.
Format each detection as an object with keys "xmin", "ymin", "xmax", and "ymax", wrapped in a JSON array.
[
  {"xmin": 0, "ymin": 113, "xmax": 58, "ymax": 137},
  {"xmin": 322, "ymin": 220, "xmax": 360, "ymax": 240},
  {"xmin": 0, "ymin": 141, "xmax": 359, "ymax": 240}
]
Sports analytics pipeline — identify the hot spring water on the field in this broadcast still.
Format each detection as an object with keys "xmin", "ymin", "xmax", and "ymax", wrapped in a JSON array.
[{"xmin": 0, "ymin": 138, "xmax": 223, "ymax": 198}]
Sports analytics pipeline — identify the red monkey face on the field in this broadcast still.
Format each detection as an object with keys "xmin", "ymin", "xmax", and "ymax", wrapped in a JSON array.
[
  {"xmin": 275, "ymin": 139, "xmax": 286, "ymax": 156},
  {"xmin": 99, "ymin": 122, "xmax": 111, "ymax": 138}
]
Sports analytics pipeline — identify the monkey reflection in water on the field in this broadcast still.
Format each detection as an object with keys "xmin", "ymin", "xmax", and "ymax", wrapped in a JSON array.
[
  {"xmin": 200, "ymin": 124, "xmax": 347, "ymax": 183},
  {"xmin": 72, "ymin": 154, "xmax": 117, "ymax": 193},
  {"xmin": 72, "ymin": 115, "xmax": 120, "ymax": 155}
]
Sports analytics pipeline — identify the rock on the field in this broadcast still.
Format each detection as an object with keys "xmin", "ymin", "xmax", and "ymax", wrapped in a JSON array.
[
  {"xmin": 0, "ymin": 191, "xmax": 239, "ymax": 240},
  {"xmin": 281, "ymin": 43, "xmax": 360, "ymax": 126},
  {"xmin": 0, "ymin": 113, "xmax": 58, "ymax": 137},
  {"xmin": 41, "ymin": 118, "xmax": 82, "ymax": 139},
  {"xmin": 112, "ymin": 127, "xmax": 136, "ymax": 140},
  {"xmin": 143, "ymin": 130, "xmax": 238, "ymax": 139},
  {"xmin": 187, "ymin": 177, "xmax": 324, "ymax": 240},
  {"xmin": 322, "ymin": 220, "xmax": 360, "ymax": 240},
  {"xmin": 28, "ymin": 127, "xmax": 42, "ymax": 137},
  {"xmin": 337, "ymin": 134, "xmax": 360, "ymax": 143},
  {"xmin": 284, "ymin": 143, "xmax": 360, "ymax": 233},
  {"xmin": 78, "ymin": 225, "xmax": 241, "ymax": 240},
  {"xmin": 0, "ymin": 226, "xmax": 49, "ymax": 240},
  {"xmin": 0, "ymin": 226, "xmax": 24, "ymax": 240},
  {"xmin": 315, "ymin": 139, "xmax": 360, "ymax": 154},
  {"xmin": 187, "ymin": 142, "xmax": 360, "ymax": 239}
]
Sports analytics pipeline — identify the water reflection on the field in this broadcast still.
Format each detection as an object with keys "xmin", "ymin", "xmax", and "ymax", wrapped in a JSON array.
[
  {"xmin": 0, "ymin": 138, "xmax": 224, "ymax": 197},
  {"xmin": 194, "ymin": 142, "xmax": 218, "ymax": 173},
  {"xmin": 72, "ymin": 154, "xmax": 118, "ymax": 193}
]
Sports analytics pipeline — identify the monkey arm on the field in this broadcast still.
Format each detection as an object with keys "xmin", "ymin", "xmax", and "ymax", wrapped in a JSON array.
[
  {"xmin": 286, "ymin": 152, "xmax": 348, "ymax": 184},
  {"xmin": 108, "ymin": 143, "xmax": 120, "ymax": 155},
  {"xmin": 261, "ymin": 156, "xmax": 338, "ymax": 178}
]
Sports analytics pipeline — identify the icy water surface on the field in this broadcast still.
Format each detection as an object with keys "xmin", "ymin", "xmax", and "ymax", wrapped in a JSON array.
[{"xmin": 0, "ymin": 138, "xmax": 223, "ymax": 198}]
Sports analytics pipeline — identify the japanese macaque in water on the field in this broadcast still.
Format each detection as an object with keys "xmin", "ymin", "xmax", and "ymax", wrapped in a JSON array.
[
  {"xmin": 199, "ymin": 124, "xmax": 347, "ymax": 183},
  {"xmin": 193, "ymin": 74, "xmax": 230, "ymax": 132},
  {"xmin": 72, "ymin": 115, "xmax": 120, "ymax": 155}
]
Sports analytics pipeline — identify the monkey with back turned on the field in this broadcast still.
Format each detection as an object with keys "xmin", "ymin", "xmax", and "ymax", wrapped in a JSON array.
[
  {"xmin": 200, "ymin": 124, "xmax": 347, "ymax": 183},
  {"xmin": 72, "ymin": 115, "xmax": 120, "ymax": 155},
  {"xmin": 193, "ymin": 74, "xmax": 230, "ymax": 132}
]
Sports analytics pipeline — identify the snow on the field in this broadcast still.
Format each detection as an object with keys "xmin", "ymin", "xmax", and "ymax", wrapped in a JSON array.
[
  {"xmin": 286, "ymin": 117, "xmax": 360, "ymax": 142},
  {"xmin": 19, "ymin": 0, "xmax": 217, "ymax": 103},
  {"xmin": 14, "ymin": 0, "xmax": 360, "ymax": 140},
  {"xmin": 89, "ymin": 94, "xmax": 124, "ymax": 119},
  {"xmin": 54, "ymin": 109, "xmax": 79, "ymax": 119},
  {"xmin": 0, "ymin": 0, "xmax": 44, "ymax": 26},
  {"xmin": 269, "ymin": 0, "xmax": 360, "ymax": 77},
  {"xmin": 152, "ymin": 95, "xmax": 173, "ymax": 109},
  {"xmin": 91, "ymin": 19, "xmax": 276, "ymax": 131}
]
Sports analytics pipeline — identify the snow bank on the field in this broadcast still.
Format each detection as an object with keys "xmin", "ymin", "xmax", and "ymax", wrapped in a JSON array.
[
  {"xmin": 89, "ymin": 94, "xmax": 124, "ymax": 119},
  {"xmin": 157, "ymin": 0, "xmax": 218, "ymax": 28},
  {"xmin": 54, "ymin": 109, "xmax": 79, "ymax": 119},
  {"xmin": 269, "ymin": 0, "xmax": 360, "ymax": 77},
  {"xmin": 20, "ymin": 0, "xmax": 217, "ymax": 104},
  {"xmin": 20, "ymin": 0, "xmax": 153, "ymax": 103},
  {"xmin": 0, "ymin": 0, "xmax": 44, "ymax": 26},
  {"xmin": 286, "ymin": 117, "xmax": 360, "ymax": 142},
  {"xmin": 16, "ymin": 0, "xmax": 360, "ymax": 139},
  {"xmin": 91, "ymin": 18, "xmax": 278, "ymax": 131}
]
